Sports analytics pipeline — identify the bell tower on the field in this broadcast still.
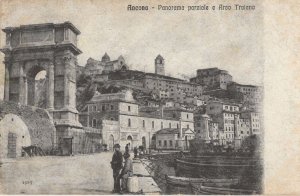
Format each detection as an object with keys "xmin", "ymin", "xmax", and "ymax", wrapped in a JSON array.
[{"xmin": 155, "ymin": 54, "xmax": 165, "ymax": 75}]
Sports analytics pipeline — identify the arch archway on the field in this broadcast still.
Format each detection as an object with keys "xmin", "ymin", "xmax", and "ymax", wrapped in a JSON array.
[
  {"xmin": 185, "ymin": 135, "xmax": 188, "ymax": 150},
  {"xmin": 0, "ymin": 114, "xmax": 31, "ymax": 158},
  {"xmin": 142, "ymin": 136, "xmax": 146, "ymax": 149},
  {"xmin": 26, "ymin": 65, "xmax": 47, "ymax": 108},
  {"xmin": 127, "ymin": 135, "xmax": 133, "ymax": 150},
  {"xmin": 151, "ymin": 135, "xmax": 156, "ymax": 149},
  {"xmin": 108, "ymin": 135, "xmax": 114, "ymax": 151}
]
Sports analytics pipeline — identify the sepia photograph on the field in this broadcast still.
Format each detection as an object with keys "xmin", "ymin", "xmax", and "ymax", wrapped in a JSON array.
[{"xmin": 0, "ymin": 0, "xmax": 298, "ymax": 195}]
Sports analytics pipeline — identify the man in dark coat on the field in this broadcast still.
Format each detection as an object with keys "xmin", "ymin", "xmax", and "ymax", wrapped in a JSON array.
[{"xmin": 110, "ymin": 144, "xmax": 123, "ymax": 193}]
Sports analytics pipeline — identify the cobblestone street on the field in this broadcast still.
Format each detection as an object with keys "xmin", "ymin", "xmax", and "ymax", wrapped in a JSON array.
[{"xmin": 0, "ymin": 153, "xmax": 115, "ymax": 194}]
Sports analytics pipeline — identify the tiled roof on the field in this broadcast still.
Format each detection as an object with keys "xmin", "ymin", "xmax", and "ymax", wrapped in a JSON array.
[{"xmin": 156, "ymin": 128, "xmax": 180, "ymax": 134}]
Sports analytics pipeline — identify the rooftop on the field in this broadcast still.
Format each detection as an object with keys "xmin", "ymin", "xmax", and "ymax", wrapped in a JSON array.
[
  {"xmin": 2, "ymin": 21, "xmax": 81, "ymax": 34},
  {"xmin": 156, "ymin": 128, "xmax": 179, "ymax": 134}
]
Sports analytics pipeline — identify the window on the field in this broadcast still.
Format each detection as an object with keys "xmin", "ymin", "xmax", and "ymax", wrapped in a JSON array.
[
  {"xmin": 177, "ymin": 123, "xmax": 179, "ymax": 128},
  {"xmin": 93, "ymin": 106, "xmax": 97, "ymax": 111},
  {"xmin": 169, "ymin": 140, "xmax": 173, "ymax": 147},
  {"xmin": 169, "ymin": 123, "xmax": 171, "ymax": 128},
  {"xmin": 111, "ymin": 105, "xmax": 114, "ymax": 110},
  {"xmin": 152, "ymin": 121, "xmax": 154, "ymax": 128},
  {"xmin": 92, "ymin": 119, "xmax": 97, "ymax": 128},
  {"xmin": 128, "ymin": 106, "xmax": 131, "ymax": 111},
  {"xmin": 128, "ymin": 118, "xmax": 131, "ymax": 127},
  {"xmin": 102, "ymin": 105, "xmax": 105, "ymax": 111},
  {"xmin": 164, "ymin": 140, "xmax": 167, "ymax": 147},
  {"xmin": 158, "ymin": 140, "xmax": 162, "ymax": 146},
  {"xmin": 187, "ymin": 124, "xmax": 189, "ymax": 129},
  {"xmin": 110, "ymin": 117, "xmax": 115, "ymax": 120},
  {"xmin": 187, "ymin": 114, "xmax": 189, "ymax": 119},
  {"xmin": 161, "ymin": 122, "xmax": 163, "ymax": 129},
  {"xmin": 143, "ymin": 120, "xmax": 145, "ymax": 128}
]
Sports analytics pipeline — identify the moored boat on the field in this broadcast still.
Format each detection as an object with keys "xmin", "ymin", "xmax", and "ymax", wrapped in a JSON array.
[
  {"xmin": 165, "ymin": 175, "xmax": 239, "ymax": 187},
  {"xmin": 191, "ymin": 184, "xmax": 257, "ymax": 195},
  {"xmin": 175, "ymin": 159, "xmax": 260, "ymax": 179}
]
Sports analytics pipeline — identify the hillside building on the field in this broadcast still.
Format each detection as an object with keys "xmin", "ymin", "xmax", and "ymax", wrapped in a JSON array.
[
  {"xmin": 227, "ymin": 82, "xmax": 263, "ymax": 105},
  {"xmin": 83, "ymin": 53, "xmax": 129, "ymax": 76},
  {"xmin": 190, "ymin": 67, "xmax": 233, "ymax": 90},
  {"xmin": 79, "ymin": 90, "xmax": 195, "ymax": 150}
]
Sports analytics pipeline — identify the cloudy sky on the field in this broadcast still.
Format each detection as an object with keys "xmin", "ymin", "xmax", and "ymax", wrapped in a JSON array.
[{"xmin": 0, "ymin": 0, "xmax": 263, "ymax": 99}]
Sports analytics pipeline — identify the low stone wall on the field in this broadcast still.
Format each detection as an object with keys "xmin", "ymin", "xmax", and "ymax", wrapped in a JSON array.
[
  {"xmin": 132, "ymin": 159, "xmax": 161, "ymax": 194},
  {"xmin": 0, "ymin": 101, "xmax": 55, "ymax": 155}
]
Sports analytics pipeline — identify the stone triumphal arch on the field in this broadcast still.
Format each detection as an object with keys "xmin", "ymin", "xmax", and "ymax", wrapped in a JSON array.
[{"xmin": 1, "ymin": 22, "xmax": 84, "ymax": 153}]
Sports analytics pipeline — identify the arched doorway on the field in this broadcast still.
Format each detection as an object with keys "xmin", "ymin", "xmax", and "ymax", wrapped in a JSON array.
[
  {"xmin": 127, "ymin": 136, "xmax": 133, "ymax": 150},
  {"xmin": 26, "ymin": 66, "xmax": 47, "ymax": 108},
  {"xmin": 0, "ymin": 114, "xmax": 31, "ymax": 159},
  {"xmin": 185, "ymin": 135, "xmax": 188, "ymax": 150},
  {"xmin": 108, "ymin": 135, "xmax": 114, "ymax": 151},
  {"xmin": 142, "ymin": 137, "xmax": 146, "ymax": 149},
  {"xmin": 151, "ymin": 135, "xmax": 156, "ymax": 149}
]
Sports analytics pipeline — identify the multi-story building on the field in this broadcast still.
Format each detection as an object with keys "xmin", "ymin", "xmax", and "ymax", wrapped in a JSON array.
[
  {"xmin": 238, "ymin": 118, "xmax": 251, "ymax": 140},
  {"xmin": 240, "ymin": 110, "xmax": 261, "ymax": 135},
  {"xmin": 227, "ymin": 82, "xmax": 263, "ymax": 105},
  {"xmin": 190, "ymin": 67, "xmax": 233, "ymax": 90},
  {"xmin": 79, "ymin": 90, "xmax": 195, "ymax": 151},
  {"xmin": 143, "ymin": 72, "xmax": 203, "ymax": 103},
  {"xmin": 193, "ymin": 99, "xmax": 261, "ymax": 147},
  {"xmin": 205, "ymin": 100, "xmax": 241, "ymax": 145}
]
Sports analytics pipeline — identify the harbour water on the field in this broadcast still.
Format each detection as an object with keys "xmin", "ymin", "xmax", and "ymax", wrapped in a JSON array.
[{"xmin": 142, "ymin": 152, "xmax": 263, "ymax": 194}]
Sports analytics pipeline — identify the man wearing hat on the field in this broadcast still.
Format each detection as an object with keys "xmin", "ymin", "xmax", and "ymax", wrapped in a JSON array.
[{"xmin": 110, "ymin": 144, "xmax": 123, "ymax": 193}]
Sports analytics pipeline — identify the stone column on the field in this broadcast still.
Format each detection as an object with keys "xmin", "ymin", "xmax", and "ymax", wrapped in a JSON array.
[
  {"xmin": 63, "ymin": 56, "xmax": 71, "ymax": 109},
  {"xmin": 47, "ymin": 63, "xmax": 54, "ymax": 109},
  {"xmin": 19, "ymin": 64, "xmax": 24, "ymax": 104},
  {"xmin": 24, "ymin": 77, "xmax": 28, "ymax": 105},
  {"xmin": 4, "ymin": 63, "xmax": 10, "ymax": 101},
  {"xmin": 203, "ymin": 114, "xmax": 211, "ymax": 143}
]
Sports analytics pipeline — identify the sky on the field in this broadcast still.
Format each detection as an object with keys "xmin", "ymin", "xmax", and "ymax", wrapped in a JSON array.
[{"xmin": 0, "ymin": 0, "xmax": 263, "ymax": 99}]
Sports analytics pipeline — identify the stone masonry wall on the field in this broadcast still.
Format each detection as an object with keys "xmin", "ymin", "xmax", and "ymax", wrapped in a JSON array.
[{"xmin": 0, "ymin": 101, "xmax": 55, "ymax": 153}]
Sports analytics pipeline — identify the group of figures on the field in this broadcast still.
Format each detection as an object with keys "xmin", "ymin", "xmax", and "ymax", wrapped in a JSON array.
[{"xmin": 110, "ymin": 144, "xmax": 133, "ymax": 193}]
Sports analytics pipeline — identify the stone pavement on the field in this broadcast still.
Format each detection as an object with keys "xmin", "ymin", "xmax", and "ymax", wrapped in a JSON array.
[
  {"xmin": 0, "ymin": 152, "xmax": 161, "ymax": 194},
  {"xmin": 0, "ymin": 153, "xmax": 114, "ymax": 194},
  {"xmin": 132, "ymin": 159, "xmax": 161, "ymax": 194}
]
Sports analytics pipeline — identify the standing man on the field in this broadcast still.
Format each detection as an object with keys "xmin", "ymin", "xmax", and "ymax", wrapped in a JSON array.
[
  {"xmin": 120, "ymin": 152, "xmax": 133, "ymax": 193},
  {"xmin": 125, "ymin": 143, "xmax": 129, "ymax": 154},
  {"xmin": 110, "ymin": 144, "xmax": 123, "ymax": 193}
]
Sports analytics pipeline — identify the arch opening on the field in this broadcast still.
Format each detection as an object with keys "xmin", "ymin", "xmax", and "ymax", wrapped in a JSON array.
[
  {"xmin": 108, "ymin": 134, "xmax": 114, "ymax": 151},
  {"xmin": 27, "ymin": 66, "xmax": 47, "ymax": 108},
  {"xmin": 127, "ymin": 135, "xmax": 133, "ymax": 150},
  {"xmin": 142, "ymin": 136, "xmax": 146, "ymax": 149}
]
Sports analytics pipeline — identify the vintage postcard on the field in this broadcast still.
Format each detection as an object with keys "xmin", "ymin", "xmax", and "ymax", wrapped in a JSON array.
[{"xmin": 0, "ymin": 0, "xmax": 299, "ymax": 195}]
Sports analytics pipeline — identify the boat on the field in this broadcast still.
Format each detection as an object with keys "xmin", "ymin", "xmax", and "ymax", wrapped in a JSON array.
[
  {"xmin": 181, "ymin": 157, "xmax": 261, "ymax": 165},
  {"xmin": 175, "ymin": 159, "xmax": 260, "ymax": 179},
  {"xmin": 165, "ymin": 175, "xmax": 239, "ymax": 187},
  {"xmin": 191, "ymin": 184, "xmax": 257, "ymax": 195}
]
